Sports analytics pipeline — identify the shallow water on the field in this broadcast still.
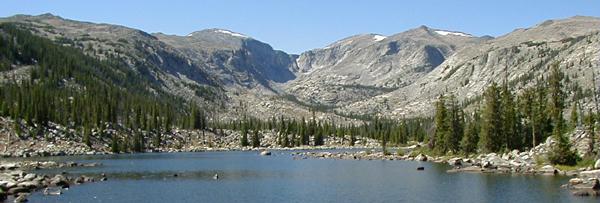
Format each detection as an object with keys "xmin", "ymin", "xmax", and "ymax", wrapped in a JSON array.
[{"xmin": 24, "ymin": 151, "xmax": 595, "ymax": 203}]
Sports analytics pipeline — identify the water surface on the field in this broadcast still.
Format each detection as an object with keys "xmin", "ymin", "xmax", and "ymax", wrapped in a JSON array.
[{"xmin": 26, "ymin": 151, "xmax": 594, "ymax": 203}]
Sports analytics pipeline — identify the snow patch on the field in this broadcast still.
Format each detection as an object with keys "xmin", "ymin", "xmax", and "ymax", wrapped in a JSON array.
[
  {"xmin": 373, "ymin": 35, "xmax": 386, "ymax": 42},
  {"xmin": 434, "ymin": 30, "xmax": 473, "ymax": 37},
  {"xmin": 214, "ymin": 29, "xmax": 248, "ymax": 38}
]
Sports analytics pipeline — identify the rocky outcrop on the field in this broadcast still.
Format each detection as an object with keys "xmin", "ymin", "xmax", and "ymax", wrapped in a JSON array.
[{"xmin": 0, "ymin": 160, "xmax": 101, "ymax": 202}]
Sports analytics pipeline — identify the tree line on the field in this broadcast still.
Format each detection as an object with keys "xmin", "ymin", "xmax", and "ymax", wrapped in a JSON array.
[
  {"xmin": 431, "ymin": 62, "xmax": 596, "ymax": 165},
  {"xmin": 0, "ymin": 23, "xmax": 213, "ymax": 153}
]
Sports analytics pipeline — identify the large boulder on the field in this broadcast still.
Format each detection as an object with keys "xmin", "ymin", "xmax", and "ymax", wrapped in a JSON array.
[
  {"xmin": 17, "ymin": 180, "xmax": 41, "ymax": 189},
  {"xmin": 14, "ymin": 194, "xmax": 27, "ymax": 203},
  {"xmin": 415, "ymin": 154, "xmax": 428, "ymax": 162},
  {"xmin": 580, "ymin": 169, "xmax": 600, "ymax": 178},
  {"xmin": 0, "ymin": 163, "xmax": 18, "ymax": 170},
  {"xmin": 569, "ymin": 178, "xmax": 584, "ymax": 186},
  {"xmin": 539, "ymin": 165, "xmax": 559, "ymax": 175},
  {"xmin": 7, "ymin": 186, "xmax": 29, "ymax": 195},
  {"xmin": 23, "ymin": 174, "xmax": 36, "ymax": 181},
  {"xmin": 448, "ymin": 158, "xmax": 462, "ymax": 166},
  {"xmin": 50, "ymin": 175, "xmax": 70, "ymax": 188}
]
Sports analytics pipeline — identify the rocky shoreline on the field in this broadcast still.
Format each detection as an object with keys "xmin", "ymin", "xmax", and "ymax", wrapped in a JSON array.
[{"xmin": 0, "ymin": 160, "xmax": 104, "ymax": 202}]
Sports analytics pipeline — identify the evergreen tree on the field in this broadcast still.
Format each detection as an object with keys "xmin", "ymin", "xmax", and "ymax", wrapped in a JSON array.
[
  {"xmin": 446, "ymin": 95, "xmax": 464, "ymax": 153},
  {"xmin": 432, "ymin": 95, "xmax": 449, "ymax": 153},
  {"xmin": 461, "ymin": 111, "xmax": 480, "ymax": 154},
  {"xmin": 251, "ymin": 129, "xmax": 261, "ymax": 148},
  {"xmin": 501, "ymin": 84, "xmax": 519, "ymax": 150},
  {"xmin": 83, "ymin": 126, "xmax": 92, "ymax": 147},
  {"xmin": 570, "ymin": 101, "xmax": 579, "ymax": 130},
  {"xmin": 111, "ymin": 134, "xmax": 120, "ymax": 153},
  {"xmin": 479, "ymin": 82, "xmax": 502, "ymax": 153},
  {"xmin": 547, "ymin": 63, "xmax": 578, "ymax": 165},
  {"xmin": 240, "ymin": 121, "xmax": 249, "ymax": 147}
]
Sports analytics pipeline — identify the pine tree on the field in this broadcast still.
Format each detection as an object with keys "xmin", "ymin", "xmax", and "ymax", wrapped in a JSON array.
[
  {"xmin": 461, "ymin": 111, "xmax": 480, "ymax": 154},
  {"xmin": 251, "ymin": 129, "xmax": 261, "ymax": 148},
  {"xmin": 83, "ymin": 126, "xmax": 92, "ymax": 147},
  {"xmin": 570, "ymin": 101, "xmax": 579, "ymax": 130},
  {"xmin": 479, "ymin": 82, "xmax": 502, "ymax": 153},
  {"xmin": 547, "ymin": 63, "xmax": 578, "ymax": 165},
  {"xmin": 432, "ymin": 95, "xmax": 449, "ymax": 153},
  {"xmin": 111, "ymin": 134, "xmax": 120, "ymax": 153},
  {"xmin": 501, "ymin": 84, "xmax": 519, "ymax": 150},
  {"xmin": 446, "ymin": 95, "xmax": 463, "ymax": 153},
  {"xmin": 240, "ymin": 121, "xmax": 249, "ymax": 147}
]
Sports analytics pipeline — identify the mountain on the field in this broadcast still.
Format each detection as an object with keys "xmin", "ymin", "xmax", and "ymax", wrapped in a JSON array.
[
  {"xmin": 0, "ymin": 13, "xmax": 224, "ymax": 105},
  {"xmin": 1, "ymin": 13, "xmax": 599, "ymax": 122},
  {"xmin": 338, "ymin": 16, "xmax": 600, "ymax": 118},
  {"xmin": 285, "ymin": 26, "xmax": 489, "ymax": 106},
  {"xmin": 155, "ymin": 28, "xmax": 298, "ymax": 92}
]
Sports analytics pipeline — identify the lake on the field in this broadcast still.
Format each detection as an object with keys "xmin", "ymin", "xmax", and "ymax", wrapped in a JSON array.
[{"xmin": 25, "ymin": 151, "xmax": 594, "ymax": 203}]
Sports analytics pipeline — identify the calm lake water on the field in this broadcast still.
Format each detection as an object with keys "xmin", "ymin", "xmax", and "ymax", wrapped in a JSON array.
[{"xmin": 24, "ymin": 151, "xmax": 595, "ymax": 203}]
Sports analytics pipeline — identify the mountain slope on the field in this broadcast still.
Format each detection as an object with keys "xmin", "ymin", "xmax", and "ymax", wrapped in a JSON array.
[
  {"xmin": 285, "ymin": 26, "xmax": 488, "ymax": 106},
  {"xmin": 155, "ymin": 29, "xmax": 298, "ymax": 92},
  {"xmin": 0, "ymin": 13, "xmax": 224, "ymax": 106},
  {"xmin": 342, "ymin": 16, "xmax": 600, "ymax": 118}
]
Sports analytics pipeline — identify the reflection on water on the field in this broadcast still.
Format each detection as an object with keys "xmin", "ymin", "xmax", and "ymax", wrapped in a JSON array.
[{"xmin": 26, "ymin": 151, "xmax": 596, "ymax": 203}]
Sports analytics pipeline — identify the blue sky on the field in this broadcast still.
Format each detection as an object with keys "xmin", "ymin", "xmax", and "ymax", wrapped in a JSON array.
[{"xmin": 2, "ymin": 0, "xmax": 599, "ymax": 54}]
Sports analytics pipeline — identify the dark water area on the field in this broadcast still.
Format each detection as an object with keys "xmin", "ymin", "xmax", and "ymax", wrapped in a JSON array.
[{"xmin": 24, "ymin": 151, "xmax": 595, "ymax": 203}]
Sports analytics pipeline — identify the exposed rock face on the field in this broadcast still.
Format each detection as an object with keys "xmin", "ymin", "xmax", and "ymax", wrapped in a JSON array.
[
  {"xmin": 155, "ymin": 29, "xmax": 298, "ymax": 90},
  {"xmin": 340, "ymin": 16, "xmax": 600, "ymax": 118},
  {"xmin": 287, "ymin": 27, "xmax": 487, "ymax": 106}
]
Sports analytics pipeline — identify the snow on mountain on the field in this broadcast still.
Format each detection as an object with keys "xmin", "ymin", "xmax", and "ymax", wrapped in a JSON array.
[
  {"xmin": 434, "ymin": 30, "xmax": 473, "ymax": 37},
  {"xmin": 214, "ymin": 29, "xmax": 248, "ymax": 38},
  {"xmin": 373, "ymin": 35, "xmax": 387, "ymax": 42}
]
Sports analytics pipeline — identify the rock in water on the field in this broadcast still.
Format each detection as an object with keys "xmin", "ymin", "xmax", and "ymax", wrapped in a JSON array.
[
  {"xmin": 14, "ymin": 194, "xmax": 28, "ymax": 203},
  {"xmin": 415, "ymin": 154, "xmax": 427, "ymax": 162},
  {"xmin": 213, "ymin": 174, "xmax": 219, "ymax": 180},
  {"xmin": 417, "ymin": 167, "xmax": 425, "ymax": 171},
  {"xmin": 569, "ymin": 178, "xmax": 584, "ymax": 186},
  {"xmin": 260, "ymin": 151, "xmax": 271, "ymax": 156}
]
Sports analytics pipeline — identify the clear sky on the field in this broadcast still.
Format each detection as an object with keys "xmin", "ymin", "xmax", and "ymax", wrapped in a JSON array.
[{"xmin": 2, "ymin": 0, "xmax": 599, "ymax": 54}]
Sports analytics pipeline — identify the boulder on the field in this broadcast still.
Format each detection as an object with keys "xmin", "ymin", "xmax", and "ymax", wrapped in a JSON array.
[
  {"xmin": 448, "ymin": 158, "xmax": 462, "ymax": 166},
  {"xmin": 415, "ymin": 154, "xmax": 428, "ymax": 162},
  {"xmin": 595, "ymin": 159, "xmax": 600, "ymax": 169},
  {"xmin": 569, "ymin": 178, "xmax": 584, "ymax": 186},
  {"xmin": 14, "ymin": 194, "xmax": 27, "ymax": 203},
  {"xmin": 22, "ymin": 174, "xmax": 36, "ymax": 181},
  {"xmin": 50, "ymin": 175, "xmax": 69, "ymax": 188},
  {"xmin": 539, "ymin": 165, "xmax": 559, "ymax": 175},
  {"xmin": 0, "ymin": 163, "xmax": 18, "ymax": 170},
  {"xmin": 17, "ymin": 181, "xmax": 41, "ymax": 189},
  {"xmin": 482, "ymin": 161, "xmax": 493, "ymax": 168},
  {"xmin": 260, "ymin": 151, "xmax": 272, "ymax": 156},
  {"xmin": 580, "ymin": 170, "xmax": 600, "ymax": 179},
  {"xmin": 7, "ymin": 186, "xmax": 29, "ymax": 195}
]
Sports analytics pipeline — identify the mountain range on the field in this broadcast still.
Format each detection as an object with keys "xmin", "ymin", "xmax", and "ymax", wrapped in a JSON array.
[{"xmin": 1, "ymin": 13, "xmax": 599, "ymax": 122}]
